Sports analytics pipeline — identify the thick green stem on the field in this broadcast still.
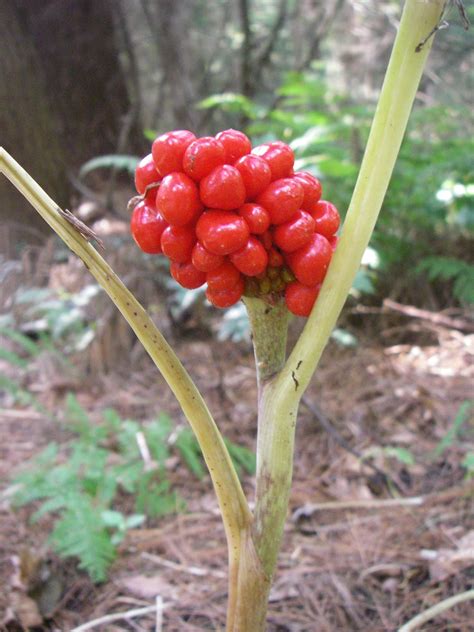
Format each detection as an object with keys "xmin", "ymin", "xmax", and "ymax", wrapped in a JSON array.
[
  {"xmin": 281, "ymin": 0, "xmax": 445, "ymax": 399},
  {"xmin": 232, "ymin": 2, "xmax": 446, "ymax": 628}
]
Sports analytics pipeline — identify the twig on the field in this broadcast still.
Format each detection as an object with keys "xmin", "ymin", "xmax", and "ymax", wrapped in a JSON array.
[
  {"xmin": 70, "ymin": 604, "xmax": 163, "ymax": 632},
  {"xmin": 155, "ymin": 595, "xmax": 163, "ymax": 632},
  {"xmin": 141, "ymin": 551, "xmax": 226, "ymax": 579},
  {"xmin": 383, "ymin": 298, "xmax": 474, "ymax": 332},
  {"xmin": 292, "ymin": 482, "xmax": 473, "ymax": 521},
  {"xmin": 398, "ymin": 588, "xmax": 474, "ymax": 631},
  {"xmin": 301, "ymin": 396, "xmax": 402, "ymax": 493}
]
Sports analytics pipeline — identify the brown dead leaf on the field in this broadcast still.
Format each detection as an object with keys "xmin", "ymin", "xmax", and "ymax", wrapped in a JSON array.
[
  {"xmin": 117, "ymin": 574, "xmax": 178, "ymax": 600},
  {"xmin": 423, "ymin": 530, "xmax": 474, "ymax": 582}
]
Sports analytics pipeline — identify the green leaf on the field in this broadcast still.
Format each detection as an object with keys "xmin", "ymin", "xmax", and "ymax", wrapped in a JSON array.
[
  {"xmin": 79, "ymin": 155, "xmax": 140, "ymax": 178},
  {"xmin": 196, "ymin": 92, "xmax": 258, "ymax": 118},
  {"xmin": 50, "ymin": 496, "xmax": 116, "ymax": 582},
  {"xmin": 0, "ymin": 327, "xmax": 40, "ymax": 356},
  {"xmin": 434, "ymin": 401, "xmax": 473, "ymax": 457},
  {"xmin": 384, "ymin": 446, "xmax": 416, "ymax": 466},
  {"xmin": 175, "ymin": 428, "xmax": 206, "ymax": 479},
  {"xmin": 462, "ymin": 452, "xmax": 474, "ymax": 473},
  {"xmin": 224, "ymin": 438, "xmax": 256, "ymax": 477},
  {"xmin": 331, "ymin": 328, "xmax": 358, "ymax": 348}
]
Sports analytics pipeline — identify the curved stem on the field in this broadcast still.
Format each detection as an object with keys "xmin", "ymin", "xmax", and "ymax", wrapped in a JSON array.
[
  {"xmin": 0, "ymin": 148, "xmax": 252, "ymax": 618},
  {"xmin": 280, "ymin": 0, "xmax": 445, "ymax": 399}
]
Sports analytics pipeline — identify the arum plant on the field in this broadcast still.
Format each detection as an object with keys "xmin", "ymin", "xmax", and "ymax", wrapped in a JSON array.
[{"xmin": 1, "ymin": 1, "xmax": 448, "ymax": 629}]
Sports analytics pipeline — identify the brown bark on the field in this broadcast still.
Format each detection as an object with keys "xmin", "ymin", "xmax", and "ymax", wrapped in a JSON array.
[{"xmin": 0, "ymin": 0, "xmax": 69, "ymax": 249}]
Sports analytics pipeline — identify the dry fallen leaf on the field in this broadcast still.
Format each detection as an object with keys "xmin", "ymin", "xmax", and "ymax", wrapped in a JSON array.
[
  {"xmin": 422, "ymin": 530, "xmax": 474, "ymax": 582},
  {"xmin": 117, "ymin": 574, "xmax": 179, "ymax": 600}
]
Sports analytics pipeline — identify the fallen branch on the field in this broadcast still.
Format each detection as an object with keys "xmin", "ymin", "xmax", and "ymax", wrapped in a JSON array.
[
  {"xmin": 383, "ymin": 299, "xmax": 474, "ymax": 332},
  {"xmin": 292, "ymin": 482, "xmax": 473, "ymax": 521},
  {"xmin": 398, "ymin": 588, "xmax": 474, "ymax": 631},
  {"xmin": 70, "ymin": 603, "xmax": 164, "ymax": 632}
]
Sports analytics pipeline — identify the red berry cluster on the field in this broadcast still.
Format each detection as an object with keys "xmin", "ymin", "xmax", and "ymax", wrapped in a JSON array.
[{"xmin": 130, "ymin": 129, "xmax": 340, "ymax": 317}]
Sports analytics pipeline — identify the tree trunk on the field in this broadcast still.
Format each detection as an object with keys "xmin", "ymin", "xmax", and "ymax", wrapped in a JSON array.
[{"xmin": 0, "ymin": 0, "xmax": 69, "ymax": 251}]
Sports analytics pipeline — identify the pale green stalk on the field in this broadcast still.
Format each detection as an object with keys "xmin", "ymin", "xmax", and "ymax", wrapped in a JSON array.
[
  {"xmin": 281, "ymin": 0, "xmax": 445, "ymax": 397},
  {"xmin": 0, "ymin": 147, "xmax": 252, "ymax": 630},
  {"xmin": 249, "ymin": 0, "xmax": 446, "ymax": 608}
]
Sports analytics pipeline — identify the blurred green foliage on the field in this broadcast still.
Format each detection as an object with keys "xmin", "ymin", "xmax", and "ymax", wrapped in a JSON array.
[
  {"xmin": 11, "ymin": 393, "xmax": 256, "ymax": 582},
  {"xmin": 200, "ymin": 69, "xmax": 474, "ymax": 305}
]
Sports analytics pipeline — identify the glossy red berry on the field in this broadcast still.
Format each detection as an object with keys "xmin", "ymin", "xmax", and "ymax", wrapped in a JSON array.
[
  {"xmin": 272, "ymin": 209, "xmax": 315, "ymax": 253},
  {"xmin": 206, "ymin": 261, "xmax": 241, "ymax": 292},
  {"xmin": 134, "ymin": 153, "xmax": 160, "ymax": 195},
  {"xmin": 256, "ymin": 178, "xmax": 304, "ymax": 225},
  {"xmin": 215, "ymin": 129, "xmax": 251, "ymax": 163},
  {"xmin": 287, "ymin": 233, "xmax": 332, "ymax": 287},
  {"xmin": 328, "ymin": 235, "xmax": 338, "ymax": 251},
  {"xmin": 261, "ymin": 230, "xmax": 273, "ymax": 251},
  {"xmin": 292, "ymin": 172, "xmax": 322, "ymax": 210},
  {"xmin": 238, "ymin": 203, "xmax": 270, "ymax": 234},
  {"xmin": 161, "ymin": 225, "xmax": 196, "ymax": 263},
  {"xmin": 191, "ymin": 242, "xmax": 224, "ymax": 272},
  {"xmin": 252, "ymin": 141, "xmax": 294, "ymax": 180},
  {"xmin": 170, "ymin": 261, "xmax": 206, "ymax": 289},
  {"xmin": 183, "ymin": 137, "xmax": 226, "ymax": 181},
  {"xmin": 268, "ymin": 247, "xmax": 284, "ymax": 267},
  {"xmin": 234, "ymin": 155, "xmax": 272, "ymax": 200},
  {"xmin": 206, "ymin": 277, "xmax": 244, "ymax": 308},
  {"xmin": 196, "ymin": 210, "xmax": 250, "ymax": 255},
  {"xmin": 156, "ymin": 172, "xmax": 202, "ymax": 226},
  {"xmin": 200, "ymin": 165, "xmax": 246, "ymax": 210},
  {"xmin": 130, "ymin": 201, "xmax": 168, "ymax": 254},
  {"xmin": 285, "ymin": 281, "xmax": 321, "ymax": 317},
  {"xmin": 230, "ymin": 237, "xmax": 268, "ymax": 276},
  {"xmin": 152, "ymin": 130, "xmax": 196, "ymax": 177},
  {"xmin": 309, "ymin": 200, "xmax": 340, "ymax": 238}
]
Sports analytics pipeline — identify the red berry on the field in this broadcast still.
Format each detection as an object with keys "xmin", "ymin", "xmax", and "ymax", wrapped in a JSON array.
[
  {"xmin": 234, "ymin": 155, "xmax": 272, "ymax": 199},
  {"xmin": 268, "ymin": 247, "xmax": 284, "ymax": 267},
  {"xmin": 130, "ymin": 201, "xmax": 168, "ymax": 254},
  {"xmin": 196, "ymin": 210, "xmax": 250, "ymax": 255},
  {"xmin": 238, "ymin": 203, "xmax": 270, "ymax": 234},
  {"xmin": 292, "ymin": 172, "xmax": 322, "ymax": 210},
  {"xmin": 285, "ymin": 281, "xmax": 321, "ymax": 317},
  {"xmin": 261, "ymin": 230, "xmax": 273, "ymax": 251},
  {"xmin": 170, "ymin": 261, "xmax": 206, "ymax": 289},
  {"xmin": 256, "ymin": 178, "xmax": 304, "ymax": 225},
  {"xmin": 206, "ymin": 277, "xmax": 244, "ymax": 308},
  {"xmin": 273, "ymin": 209, "xmax": 315, "ymax": 253},
  {"xmin": 156, "ymin": 172, "xmax": 202, "ymax": 226},
  {"xmin": 252, "ymin": 141, "xmax": 294, "ymax": 180},
  {"xmin": 207, "ymin": 261, "xmax": 241, "ymax": 291},
  {"xmin": 191, "ymin": 242, "xmax": 224, "ymax": 272},
  {"xmin": 287, "ymin": 233, "xmax": 332, "ymax": 287},
  {"xmin": 183, "ymin": 137, "xmax": 226, "ymax": 181},
  {"xmin": 230, "ymin": 237, "xmax": 268, "ymax": 276},
  {"xmin": 215, "ymin": 129, "xmax": 251, "ymax": 163},
  {"xmin": 309, "ymin": 200, "xmax": 340, "ymax": 238},
  {"xmin": 200, "ymin": 165, "xmax": 246, "ymax": 210},
  {"xmin": 161, "ymin": 225, "xmax": 196, "ymax": 263},
  {"xmin": 328, "ymin": 235, "xmax": 338, "ymax": 251},
  {"xmin": 152, "ymin": 130, "xmax": 196, "ymax": 177},
  {"xmin": 135, "ymin": 153, "xmax": 160, "ymax": 195}
]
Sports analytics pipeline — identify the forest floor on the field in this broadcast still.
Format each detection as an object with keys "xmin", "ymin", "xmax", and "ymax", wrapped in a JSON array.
[{"xmin": 1, "ymin": 230, "xmax": 473, "ymax": 631}]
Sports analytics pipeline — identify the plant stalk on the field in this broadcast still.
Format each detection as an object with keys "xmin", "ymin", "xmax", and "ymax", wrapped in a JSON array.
[
  {"xmin": 231, "ymin": 1, "xmax": 446, "ymax": 628},
  {"xmin": 281, "ymin": 0, "xmax": 445, "ymax": 399},
  {"xmin": 0, "ymin": 148, "xmax": 252, "ymax": 629}
]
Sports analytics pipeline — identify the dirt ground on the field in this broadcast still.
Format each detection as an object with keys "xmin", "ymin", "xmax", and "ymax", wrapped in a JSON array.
[{"xmin": 1, "ymin": 265, "xmax": 473, "ymax": 630}]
